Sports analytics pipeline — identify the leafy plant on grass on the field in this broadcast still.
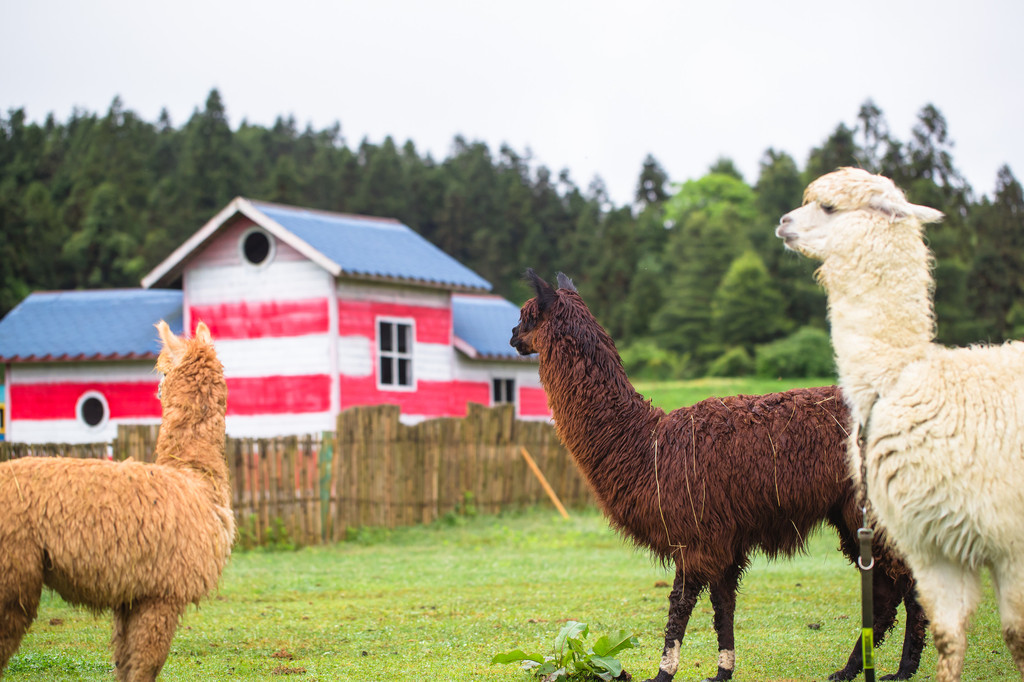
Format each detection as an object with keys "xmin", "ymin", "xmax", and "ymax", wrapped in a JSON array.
[{"xmin": 492, "ymin": 621, "xmax": 638, "ymax": 681}]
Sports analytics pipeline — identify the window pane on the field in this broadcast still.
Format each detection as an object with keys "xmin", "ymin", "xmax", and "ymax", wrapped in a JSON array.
[
  {"xmin": 397, "ymin": 323, "xmax": 409, "ymax": 353},
  {"xmin": 379, "ymin": 321, "xmax": 393, "ymax": 351},
  {"xmin": 380, "ymin": 357, "xmax": 393, "ymax": 385},
  {"xmin": 398, "ymin": 358, "xmax": 410, "ymax": 386},
  {"xmin": 492, "ymin": 379, "xmax": 501, "ymax": 403},
  {"xmin": 505, "ymin": 379, "xmax": 515, "ymax": 403}
]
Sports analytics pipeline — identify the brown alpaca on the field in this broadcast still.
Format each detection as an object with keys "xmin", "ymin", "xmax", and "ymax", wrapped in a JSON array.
[
  {"xmin": 0, "ymin": 321, "xmax": 234, "ymax": 681},
  {"xmin": 510, "ymin": 271, "xmax": 925, "ymax": 682}
]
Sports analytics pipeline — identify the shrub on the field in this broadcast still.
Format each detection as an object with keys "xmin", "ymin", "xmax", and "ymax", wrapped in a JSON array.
[
  {"xmin": 618, "ymin": 338, "xmax": 691, "ymax": 381},
  {"xmin": 706, "ymin": 346, "xmax": 754, "ymax": 377},
  {"xmin": 755, "ymin": 326, "xmax": 835, "ymax": 378}
]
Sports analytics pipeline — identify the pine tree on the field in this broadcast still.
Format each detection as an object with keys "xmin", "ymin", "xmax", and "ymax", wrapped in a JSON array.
[
  {"xmin": 966, "ymin": 165, "xmax": 1024, "ymax": 340},
  {"xmin": 711, "ymin": 250, "xmax": 790, "ymax": 350}
]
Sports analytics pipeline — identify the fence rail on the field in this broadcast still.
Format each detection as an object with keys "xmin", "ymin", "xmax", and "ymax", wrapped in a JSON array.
[{"xmin": 0, "ymin": 405, "xmax": 591, "ymax": 547}]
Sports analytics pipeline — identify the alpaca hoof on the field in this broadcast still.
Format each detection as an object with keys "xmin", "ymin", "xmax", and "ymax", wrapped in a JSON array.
[
  {"xmin": 641, "ymin": 671, "xmax": 674, "ymax": 682},
  {"xmin": 702, "ymin": 668, "xmax": 734, "ymax": 682},
  {"xmin": 879, "ymin": 672, "xmax": 914, "ymax": 681},
  {"xmin": 828, "ymin": 668, "xmax": 858, "ymax": 681}
]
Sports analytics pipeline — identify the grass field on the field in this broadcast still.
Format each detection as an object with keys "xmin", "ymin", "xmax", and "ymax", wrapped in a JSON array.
[
  {"xmin": 4, "ymin": 377, "xmax": 1015, "ymax": 680},
  {"xmin": 4, "ymin": 508, "xmax": 1014, "ymax": 681},
  {"xmin": 633, "ymin": 376, "xmax": 837, "ymax": 411}
]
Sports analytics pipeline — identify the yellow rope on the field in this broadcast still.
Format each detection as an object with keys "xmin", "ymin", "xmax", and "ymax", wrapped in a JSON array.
[{"xmin": 653, "ymin": 428, "xmax": 687, "ymax": 558}]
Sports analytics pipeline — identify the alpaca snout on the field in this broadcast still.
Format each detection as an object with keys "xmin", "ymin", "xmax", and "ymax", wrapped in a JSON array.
[
  {"xmin": 509, "ymin": 327, "xmax": 533, "ymax": 355},
  {"xmin": 776, "ymin": 215, "xmax": 806, "ymax": 251},
  {"xmin": 775, "ymin": 219, "xmax": 794, "ymax": 243}
]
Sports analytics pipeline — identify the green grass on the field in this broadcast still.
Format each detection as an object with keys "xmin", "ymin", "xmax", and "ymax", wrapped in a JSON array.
[
  {"xmin": 633, "ymin": 376, "xmax": 836, "ymax": 411},
  {"xmin": 4, "ymin": 508, "xmax": 1014, "ymax": 681}
]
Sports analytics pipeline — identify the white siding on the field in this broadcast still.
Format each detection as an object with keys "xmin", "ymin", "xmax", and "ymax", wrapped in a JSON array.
[
  {"xmin": 452, "ymin": 355, "xmax": 543, "ymax": 389},
  {"xmin": 192, "ymin": 218, "xmax": 307, "ymax": 267},
  {"xmin": 11, "ymin": 361, "xmax": 156, "ymax": 385},
  {"xmin": 415, "ymin": 343, "xmax": 455, "ymax": 382},
  {"xmin": 11, "ymin": 417, "xmax": 155, "ymax": 446},
  {"xmin": 186, "ymin": 260, "xmax": 330, "ymax": 306},
  {"xmin": 338, "ymin": 281, "xmax": 450, "ymax": 308},
  {"xmin": 226, "ymin": 412, "xmax": 335, "ymax": 439},
  {"xmin": 337, "ymin": 336, "xmax": 373, "ymax": 376},
  {"xmin": 216, "ymin": 335, "xmax": 332, "ymax": 378}
]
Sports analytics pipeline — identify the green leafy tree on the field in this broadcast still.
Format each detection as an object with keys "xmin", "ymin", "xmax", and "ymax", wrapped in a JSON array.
[
  {"xmin": 634, "ymin": 153, "xmax": 669, "ymax": 208},
  {"xmin": 177, "ymin": 89, "xmax": 243, "ymax": 229},
  {"xmin": 966, "ymin": 165, "xmax": 1024, "ymax": 340},
  {"xmin": 711, "ymin": 250, "xmax": 790, "ymax": 350},
  {"xmin": 803, "ymin": 123, "xmax": 859, "ymax": 183},
  {"xmin": 653, "ymin": 171, "xmax": 761, "ymax": 367},
  {"xmin": 756, "ymin": 148, "xmax": 826, "ymax": 329},
  {"xmin": 353, "ymin": 136, "xmax": 409, "ymax": 219},
  {"xmin": 856, "ymin": 99, "xmax": 890, "ymax": 172},
  {"xmin": 62, "ymin": 181, "xmax": 141, "ymax": 287}
]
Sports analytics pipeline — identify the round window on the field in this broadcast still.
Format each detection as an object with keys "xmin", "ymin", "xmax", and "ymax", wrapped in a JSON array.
[
  {"xmin": 240, "ymin": 227, "xmax": 274, "ymax": 267},
  {"xmin": 76, "ymin": 391, "xmax": 109, "ymax": 429}
]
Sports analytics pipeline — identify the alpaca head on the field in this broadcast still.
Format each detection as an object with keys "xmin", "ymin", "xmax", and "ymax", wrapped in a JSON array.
[
  {"xmin": 154, "ymin": 320, "xmax": 226, "ymax": 415},
  {"xmin": 509, "ymin": 269, "xmax": 583, "ymax": 357},
  {"xmin": 776, "ymin": 167, "xmax": 944, "ymax": 261}
]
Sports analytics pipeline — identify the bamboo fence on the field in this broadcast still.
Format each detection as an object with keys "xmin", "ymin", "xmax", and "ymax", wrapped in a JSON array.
[{"xmin": 0, "ymin": 405, "xmax": 592, "ymax": 547}]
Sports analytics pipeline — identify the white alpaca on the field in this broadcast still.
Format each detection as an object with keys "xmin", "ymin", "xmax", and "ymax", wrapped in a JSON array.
[{"xmin": 776, "ymin": 167, "xmax": 1024, "ymax": 682}]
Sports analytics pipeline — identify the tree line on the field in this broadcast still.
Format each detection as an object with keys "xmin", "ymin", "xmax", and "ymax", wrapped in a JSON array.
[{"xmin": 2, "ymin": 91, "xmax": 1022, "ymax": 378}]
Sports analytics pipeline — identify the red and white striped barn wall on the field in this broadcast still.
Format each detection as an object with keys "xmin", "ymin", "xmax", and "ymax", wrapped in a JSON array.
[{"xmin": 7, "ymin": 361, "xmax": 160, "ymax": 444}]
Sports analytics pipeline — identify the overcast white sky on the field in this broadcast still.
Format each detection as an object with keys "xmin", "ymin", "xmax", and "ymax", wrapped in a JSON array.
[{"xmin": 3, "ymin": 0, "xmax": 1022, "ymax": 206}]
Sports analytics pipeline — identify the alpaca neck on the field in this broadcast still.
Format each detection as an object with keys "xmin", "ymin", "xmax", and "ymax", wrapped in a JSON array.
[
  {"xmin": 819, "ymin": 226, "xmax": 935, "ymax": 424},
  {"xmin": 540, "ymin": 336, "xmax": 662, "ymax": 481},
  {"xmin": 154, "ymin": 402, "xmax": 230, "ymax": 506}
]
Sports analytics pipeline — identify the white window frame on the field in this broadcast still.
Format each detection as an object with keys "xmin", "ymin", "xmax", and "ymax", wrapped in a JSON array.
[
  {"xmin": 238, "ymin": 226, "xmax": 276, "ymax": 270},
  {"xmin": 76, "ymin": 390, "xmax": 110, "ymax": 430},
  {"xmin": 376, "ymin": 317, "xmax": 415, "ymax": 391},
  {"xmin": 492, "ymin": 377, "xmax": 516, "ymax": 406}
]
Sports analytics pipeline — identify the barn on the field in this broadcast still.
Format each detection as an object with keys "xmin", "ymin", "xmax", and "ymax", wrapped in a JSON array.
[{"xmin": 0, "ymin": 198, "xmax": 547, "ymax": 443}]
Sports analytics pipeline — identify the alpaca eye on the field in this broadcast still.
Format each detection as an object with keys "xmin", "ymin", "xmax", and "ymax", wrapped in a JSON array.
[{"xmin": 821, "ymin": 203, "xmax": 836, "ymax": 214}]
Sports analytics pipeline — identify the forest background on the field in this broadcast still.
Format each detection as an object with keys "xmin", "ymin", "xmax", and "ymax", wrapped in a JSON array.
[{"xmin": 2, "ymin": 90, "xmax": 1022, "ymax": 379}]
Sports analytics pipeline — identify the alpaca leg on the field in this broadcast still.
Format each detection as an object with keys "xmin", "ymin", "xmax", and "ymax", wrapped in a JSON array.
[
  {"xmin": 991, "ymin": 559, "xmax": 1024, "ymax": 677},
  {"xmin": 704, "ymin": 564, "xmax": 742, "ymax": 682},
  {"xmin": 644, "ymin": 565, "xmax": 705, "ymax": 682},
  {"xmin": 830, "ymin": 564, "xmax": 901, "ymax": 681},
  {"xmin": 885, "ymin": 582, "xmax": 927, "ymax": 681},
  {"xmin": 0, "ymin": 556, "xmax": 43, "ymax": 674},
  {"xmin": 914, "ymin": 559, "xmax": 981, "ymax": 682},
  {"xmin": 112, "ymin": 599, "xmax": 183, "ymax": 682}
]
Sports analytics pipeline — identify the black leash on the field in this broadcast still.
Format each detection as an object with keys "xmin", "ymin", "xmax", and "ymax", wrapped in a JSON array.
[{"xmin": 856, "ymin": 401, "xmax": 877, "ymax": 682}]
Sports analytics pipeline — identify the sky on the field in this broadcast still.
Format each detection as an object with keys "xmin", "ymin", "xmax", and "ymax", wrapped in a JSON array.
[{"xmin": 3, "ymin": 0, "xmax": 1023, "ymax": 206}]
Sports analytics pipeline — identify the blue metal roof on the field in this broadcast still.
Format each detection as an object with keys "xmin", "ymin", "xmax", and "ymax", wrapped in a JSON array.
[
  {"xmin": 452, "ymin": 295, "xmax": 532, "ymax": 361},
  {"xmin": 251, "ymin": 201, "xmax": 492, "ymax": 292},
  {"xmin": 0, "ymin": 290, "xmax": 183, "ymax": 362}
]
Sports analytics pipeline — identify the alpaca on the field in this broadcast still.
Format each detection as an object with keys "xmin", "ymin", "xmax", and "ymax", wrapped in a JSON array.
[
  {"xmin": 777, "ymin": 167, "xmax": 1024, "ymax": 682},
  {"xmin": 0, "ymin": 321, "xmax": 234, "ymax": 681},
  {"xmin": 510, "ymin": 270, "xmax": 926, "ymax": 682}
]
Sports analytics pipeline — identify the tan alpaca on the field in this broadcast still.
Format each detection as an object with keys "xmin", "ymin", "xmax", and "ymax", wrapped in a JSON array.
[
  {"xmin": 778, "ymin": 168, "xmax": 1024, "ymax": 682},
  {"xmin": 0, "ymin": 321, "xmax": 234, "ymax": 681}
]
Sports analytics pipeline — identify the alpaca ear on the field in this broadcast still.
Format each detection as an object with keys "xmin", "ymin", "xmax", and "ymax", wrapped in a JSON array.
[
  {"xmin": 909, "ymin": 204, "xmax": 945, "ymax": 224},
  {"xmin": 555, "ymin": 272, "xmax": 577, "ymax": 292},
  {"xmin": 156, "ymin": 320, "xmax": 186, "ymax": 362},
  {"xmin": 194, "ymin": 321, "xmax": 212, "ymax": 344},
  {"xmin": 525, "ymin": 268, "xmax": 558, "ymax": 312},
  {"xmin": 869, "ymin": 195, "xmax": 945, "ymax": 224}
]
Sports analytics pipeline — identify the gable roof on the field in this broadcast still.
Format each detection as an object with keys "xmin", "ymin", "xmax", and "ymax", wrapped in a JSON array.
[
  {"xmin": 0, "ymin": 290, "xmax": 184, "ymax": 363},
  {"xmin": 142, "ymin": 197, "xmax": 491, "ymax": 292},
  {"xmin": 452, "ymin": 294, "xmax": 532, "ymax": 361}
]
